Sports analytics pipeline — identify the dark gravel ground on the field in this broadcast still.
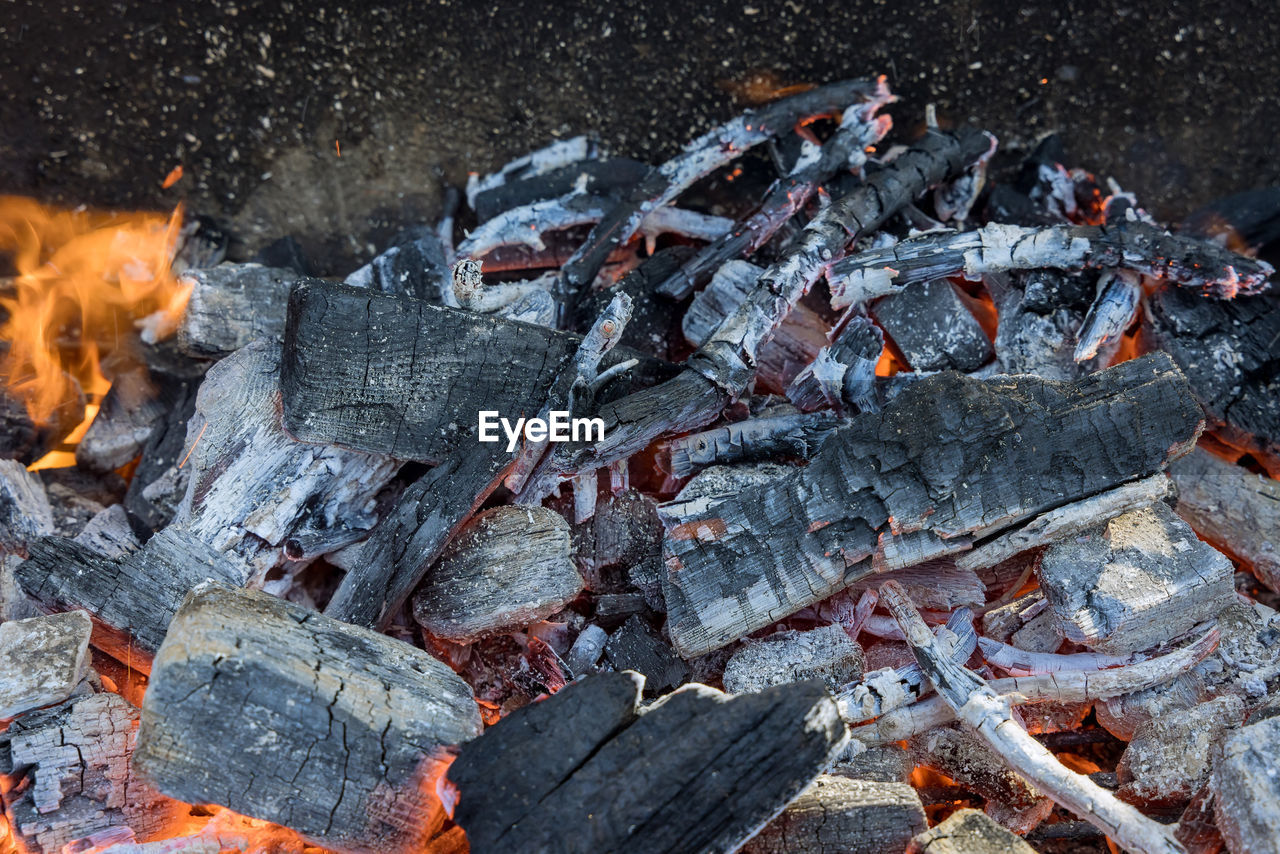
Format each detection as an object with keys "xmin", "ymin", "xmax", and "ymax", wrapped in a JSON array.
[{"xmin": 2, "ymin": 0, "xmax": 1278, "ymax": 273}]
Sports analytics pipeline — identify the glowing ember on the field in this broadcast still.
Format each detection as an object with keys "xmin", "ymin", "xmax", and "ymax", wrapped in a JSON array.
[{"xmin": 0, "ymin": 196, "xmax": 190, "ymax": 440}]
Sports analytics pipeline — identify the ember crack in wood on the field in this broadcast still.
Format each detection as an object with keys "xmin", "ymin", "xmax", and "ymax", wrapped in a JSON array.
[
  {"xmin": 133, "ymin": 584, "xmax": 480, "ymax": 854},
  {"xmin": 663, "ymin": 353, "xmax": 1203, "ymax": 657}
]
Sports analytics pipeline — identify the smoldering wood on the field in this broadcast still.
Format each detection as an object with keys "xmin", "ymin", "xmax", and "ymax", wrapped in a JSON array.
[
  {"xmin": 0, "ymin": 610, "xmax": 92, "ymax": 719},
  {"xmin": 1212, "ymin": 712, "xmax": 1280, "ymax": 854},
  {"xmin": 411, "ymin": 505, "xmax": 581, "ymax": 642},
  {"xmin": 0, "ymin": 376, "xmax": 83, "ymax": 465},
  {"xmin": 555, "ymin": 79, "xmax": 888, "ymax": 318},
  {"xmin": 681, "ymin": 260, "xmax": 832, "ymax": 394},
  {"xmin": 1036, "ymin": 501, "xmax": 1236, "ymax": 655},
  {"xmin": 571, "ymin": 487, "xmax": 664, "ymax": 591},
  {"xmin": 1143, "ymin": 284, "xmax": 1280, "ymax": 475},
  {"xmin": 663, "ymin": 409, "xmax": 842, "ymax": 478},
  {"xmin": 990, "ymin": 271, "xmax": 1099, "ymax": 381},
  {"xmin": 1170, "ymin": 448, "xmax": 1280, "ymax": 591},
  {"xmin": 907, "ymin": 808, "xmax": 1038, "ymax": 854},
  {"xmin": 169, "ymin": 340, "xmax": 398, "ymax": 583},
  {"xmin": 0, "ymin": 693, "xmax": 186, "ymax": 854},
  {"xmin": 565, "ymin": 623, "xmax": 609, "ymax": 675},
  {"xmin": 176, "ymin": 263, "xmax": 304, "ymax": 359},
  {"xmin": 451, "ymin": 673, "xmax": 846, "ymax": 854},
  {"xmin": 957, "ymin": 474, "xmax": 1170, "ymax": 570},
  {"xmin": 15, "ymin": 527, "xmax": 247, "ymax": 668},
  {"xmin": 827, "ymin": 220, "xmax": 1273, "ymax": 309},
  {"xmin": 0, "ymin": 458, "xmax": 54, "ymax": 556},
  {"xmin": 133, "ymin": 584, "xmax": 481, "ymax": 854},
  {"xmin": 880, "ymin": 581, "xmax": 1188, "ymax": 854},
  {"xmin": 787, "ymin": 315, "xmax": 884, "ymax": 413},
  {"xmin": 1116, "ymin": 694, "xmax": 1244, "ymax": 807},
  {"xmin": 981, "ymin": 591, "xmax": 1047, "ymax": 644},
  {"xmin": 663, "ymin": 354, "xmax": 1203, "ymax": 658},
  {"xmin": 845, "ymin": 560, "xmax": 986, "ymax": 611},
  {"xmin": 869, "ymin": 278, "xmax": 994, "ymax": 373},
  {"xmin": 828, "ymin": 744, "xmax": 912, "ymax": 784},
  {"xmin": 472, "ymin": 156, "xmax": 650, "ymax": 222},
  {"xmin": 466, "ymin": 135, "xmax": 600, "ymax": 208},
  {"xmin": 601, "ymin": 615, "xmax": 690, "ymax": 695},
  {"xmin": 1074, "ymin": 269, "xmax": 1142, "ymax": 362},
  {"xmin": 739, "ymin": 776, "xmax": 926, "ymax": 854},
  {"xmin": 122, "ymin": 377, "xmax": 198, "ymax": 533},
  {"xmin": 344, "ymin": 227, "xmax": 452, "ymax": 302},
  {"xmin": 571, "ymin": 246, "xmax": 694, "ymax": 359},
  {"xmin": 655, "ymin": 84, "xmax": 895, "ymax": 301},
  {"xmin": 722, "ymin": 624, "xmax": 864, "ymax": 695},
  {"xmin": 976, "ymin": 637, "xmax": 1137, "ymax": 676},
  {"xmin": 279, "ymin": 280, "xmax": 672, "ymax": 461}
]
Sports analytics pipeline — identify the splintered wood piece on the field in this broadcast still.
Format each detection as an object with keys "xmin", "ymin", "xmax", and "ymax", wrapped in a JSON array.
[
  {"xmin": 1037, "ymin": 501, "xmax": 1236, "ymax": 654},
  {"xmin": 133, "ymin": 584, "xmax": 481, "ymax": 854},
  {"xmin": 279, "ymin": 280, "xmax": 670, "ymax": 461},
  {"xmin": 0, "ymin": 693, "xmax": 186, "ymax": 854},
  {"xmin": 740, "ymin": 776, "xmax": 926, "ymax": 854},
  {"xmin": 907, "ymin": 808, "xmax": 1037, "ymax": 854},
  {"xmin": 1117, "ymin": 694, "xmax": 1245, "ymax": 807},
  {"xmin": 449, "ymin": 673, "xmax": 846, "ymax": 854},
  {"xmin": 664, "ymin": 353, "xmax": 1203, "ymax": 657},
  {"xmin": 0, "ymin": 610, "xmax": 92, "ymax": 719},
  {"xmin": 15, "ymin": 527, "xmax": 245, "ymax": 669},
  {"xmin": 870, "ymin": 278, "xmax": 994, "ymax": 373},
  {"xmin": 1143, "ymin": 285, "xmax": 1280, "ymax": 475},
  {"xmin": 723, "ymin": 624, "xmax": 864, "ymax": 695},
  {"xmin": 411, "ymin": 505, "xmax": 581, "ymax": 642},
  {"xmin": 1213, "ymin": 713, "xmax": 1280, "ymax": 854},
  {"xmin": 1170, "ymin": 448, "xmax": 1280, "ymax": 591},
  {"xmin": 787, "ymin": 314, "xmax": 885, "ymax": 413},
  {"xmin": 172, "ymin": 340, "xmax": 399, "ymax": 583},
  {"xmin": 0, "ymin": 458, "xmax": 54, "ymax": 556},
  {"xmin": 176, "ymin": 263, "xmax": 304, "ymax": 359}
]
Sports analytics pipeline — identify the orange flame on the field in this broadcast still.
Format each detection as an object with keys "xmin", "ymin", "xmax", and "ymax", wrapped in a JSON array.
[{"xmin": 0, "ymin": 196, "xmax": 190, "ymax": 428}]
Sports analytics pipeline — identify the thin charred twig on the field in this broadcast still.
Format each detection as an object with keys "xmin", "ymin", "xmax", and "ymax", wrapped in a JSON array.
[
  {"xmin": 828, "ymin": 220, "xmax": 1273, "ymax": 308},
  {"xmin": 466, "ymin": 135, "xmax": 599, "ymax": 209},
  {"xmin": 554, "ymin": 78, "xmax": 888, "ymax": 323},
  {"xmin": 977, "ymin": 636, "xmax": 1144, "ymax": 676},
  {"xmin": 880, "ymin": 580, "xmax": 1189, "ymax": 854},
  {"xmin": 662, "ymin": 409, "xmax": 842, "ymax": 478},
  {"xmin": 655, "ymin": 83, "xmax": 895, "ymax": 300},
  {"xmin": 1075, "ymin": 269, "xmax": 1142, "ymax": 362}
]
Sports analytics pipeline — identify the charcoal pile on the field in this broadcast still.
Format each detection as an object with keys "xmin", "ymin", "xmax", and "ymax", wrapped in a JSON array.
[{"xmin": 1, "ymin": 72, "xmax": 1278, "ymax": 854}]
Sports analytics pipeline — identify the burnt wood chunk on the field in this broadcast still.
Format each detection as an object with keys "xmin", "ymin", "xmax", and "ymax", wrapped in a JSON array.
[
  {"xmin": 344, "ymin": 227, "xmax": 450, "ymax": 301},
  {"xmin": 411, "ymin": 505, "xmax": 581, "ymax": 642},
  {"xmin": 176, "ymin": 263, "xmax": 303, "ymax": 358},
  {"xmin": 1143, "ymin": 285, "xmax": 1280, "ymax": 474},
  {"xmin": 663, "ymin": 353, "xmax": 1204, "ymax": 657},
  {"xmin": 908, "ymin": 808, "xmax": 1037, "ymax": 854},
  {"xmin": 1212, "ymin": 713, "xmax": 1280, "ymax": 854},
  {"xmin": 75, "ymin": 363, "xmax": 194, "ymax": 472},
  {"xmin": 74, "ymin": 504, "xmax": 140, "ymax": 559},
  {"xmin": 15, "ymin": 527, "xmax": 247, "ymax": 669},
  {"xmin": 1037, "ymin": 502, "xmax": 1236, "ymax": 654},
  {"xmin": 0, "ymin": 458, "xmax": 54, "ymax": 556},
  {"xmin": 0, "ymin": 610, "xmax": 92, "ymax": 719},
  {"xmin": 450, "ymin": 674, "xmax": 846, "ymax": 854},
  {"xmin": 740, "ymin": 776, "xmax": 926, "ymax": 854},
  {"xmin": 0, "ymin": 693, "xmax": 186, "ymax": 854},
  {"xmin": 473, "ymin": 156, "xmax": 649, "ymax": 223},
  {"xmin": 723, "ymin": 625, "xmax": 864, "ymax": 695},
  {"xmin": 870, "ymin": 278, "xmax": 993, "ymax": 372},
  {"xmin": 787, "ymin": 315, "xmax": 884, "ymax": 413},
  {"xmin": 280, "ymin": 280, "xmax": 668, "ymax": 460},
  {"xmin": 172, "ymin": 340, "xmax": 398, "ymax": 582},
  {"xmin": 602, "ymin": 615, "xmax": 690, "ymax": 695},
  {"xmin": 1171, "ymin": 447, "xmax": 1280, "ymax": 591},
  {"xmin": 133, "ymin": 584, "xmax": 481, "ymax": 854},
  {"xmin": 1117, "ymin": 695, "xmax": 1244, "ymax": 807}
]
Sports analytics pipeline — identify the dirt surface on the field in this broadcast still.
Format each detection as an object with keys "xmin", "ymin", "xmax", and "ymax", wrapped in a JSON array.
[{"xmin": 2, "ymin": 0, "xmax": 1278, "ymax": 274}]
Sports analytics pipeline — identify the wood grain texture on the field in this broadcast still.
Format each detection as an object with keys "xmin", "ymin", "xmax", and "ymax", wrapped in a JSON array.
[
  {"xmin": 176, "ymin": 263, "xmax": 303, "ymax": 359},
  {"xmin": 740, "ymin": 776, "xmax": 926, "ymax": 854},
  {"xmin": 133, "ymin": 584, "xmax": 481, "ymax": 854}
]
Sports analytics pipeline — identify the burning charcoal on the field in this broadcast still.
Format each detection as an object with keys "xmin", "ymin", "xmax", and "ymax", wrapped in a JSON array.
[
  {"xmin": 787, "ymin": 315, "xmax": 884, "ymax": 413},
  {"xmin": 565, "ymin": 623, "xmax": 609, "ymax": 675},
  {"xmin": 133, "ymin": 584, "xmax": 480, "ymax": 854},
  {"xmin": 870, "ymin": 278, "xmax": 993, "ymax": 372},
  {"xmin": 411, "ymin": 505, "xmax": 581, "ymax": 642},
  {"xmin": 0, "ymin": 458, "xmax": 54, "ymax": 556},
  {"xmin": 450, "ymin": 672, "xmax": 845, "ymax": 854},
  {"xmin": 990, "ymin": 271, "xmax": 1100, "ymax": 380},
  {"xmin": 981, "ymin": 591, "xmax": 1048, "ymax": 644},
  {"xmin": 75, "ymin": 368, "xmax": 174, "ymax": 473},
  {"xmin": 828, "ymin": 220, "xmax": 1272, "ymax": 308},
  {"xmin": 0, "ymin": 610, "xmax": 92, "ymax": 719},
  {"xmin": 602, "ymin": 615, "xmax": 689, "ymax": 695},
  {"xmin": 572, "ymin": 488, "xmax": 663, "ymax": 592},
  {"xmin": 663, "ymin": 408, "xmax": 842, "ymax": 479},
  {"xmin": 1037, "ymin": 502, "xmax": 1236, "ymax": 655},
  {"xmin": 907, "ymin": 808, "xmax": 1037, "ymax": 854},
  {"xmin": 172, "ymin": 340, "xmax": 398, "ymax": 582},
  {"xmin": 829, "ymin": 744, "xmax": 912, "ymax": 783},
  {"xmin": 1170, "ymin": 447, "xmax": 1280, "ymax": 591},
  {"xmin": 908, "ymin": 725, "xmax": 1053, "ymax": 833},
  {"xmin": 1143, "ymin": 284, "xmax": 1280, "ymax": 475},
  {"xmin": 572, "ymin": 246, "xmax": 694, "ymax": 359},
  {"xmin": 0, "ymin": 693, "xmax": 186, "ymax": 854},
  {"xmin": 344, "ymin": 226, "xmax": 451, "ymax": 302},
  {"xmin": 175, "ymin": 263, "xmax": 303, "ymax": 359},
  {"xmin": 723, "ymin": 625, "xmax": 864, "ymax": 695},
  {"xmin": 73, "ymin": 504, "xmax": 139, "ymax": 559},
  {"xmin": 0, "ymin": 379, "xmax": 84, "ymax": 466},
  {"xmin": 15, "ymin": 527, "xmax": 247, "ymax": 669},
  {"xmin": 663, "ymin": 353, "xmax": 1203, "ymax": 657},
  {"xmin": 121, "ymin": 381, "xmax": 198, "ymax": 534},
  {"xmin": 1074, "ymin": 269, "xmax": 1142, "ymax": 362},
  {"xmin": 472, "ymin": 156, "xmax": 649, "ymax": 223},
  {"xmin": 1116, "ymin": 694, "xmax": 1245, "ymax": 807},
  {"xmin": 740, "ymin": 775, "xmax": 926, "ymax": 854},
  {"xmin": 682, "ymin": 260, "xmax": 830, "ymax": 393},
  {"xmin": 1212, "ymin": 712, "xmax": 1280, "ymax": 854}
]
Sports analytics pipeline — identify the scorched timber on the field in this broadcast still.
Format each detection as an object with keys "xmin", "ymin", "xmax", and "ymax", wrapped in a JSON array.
[
  {"xmin": 279, "ymin": 280, "xmax": 672, "ymax": 461},
  {"xmin": 662, "ymin": 353, "xmax": 1203, "ymax": 657},
  {"xmin": 133, "ymin": 584, "xmax": 480, "ymax": 854}
]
